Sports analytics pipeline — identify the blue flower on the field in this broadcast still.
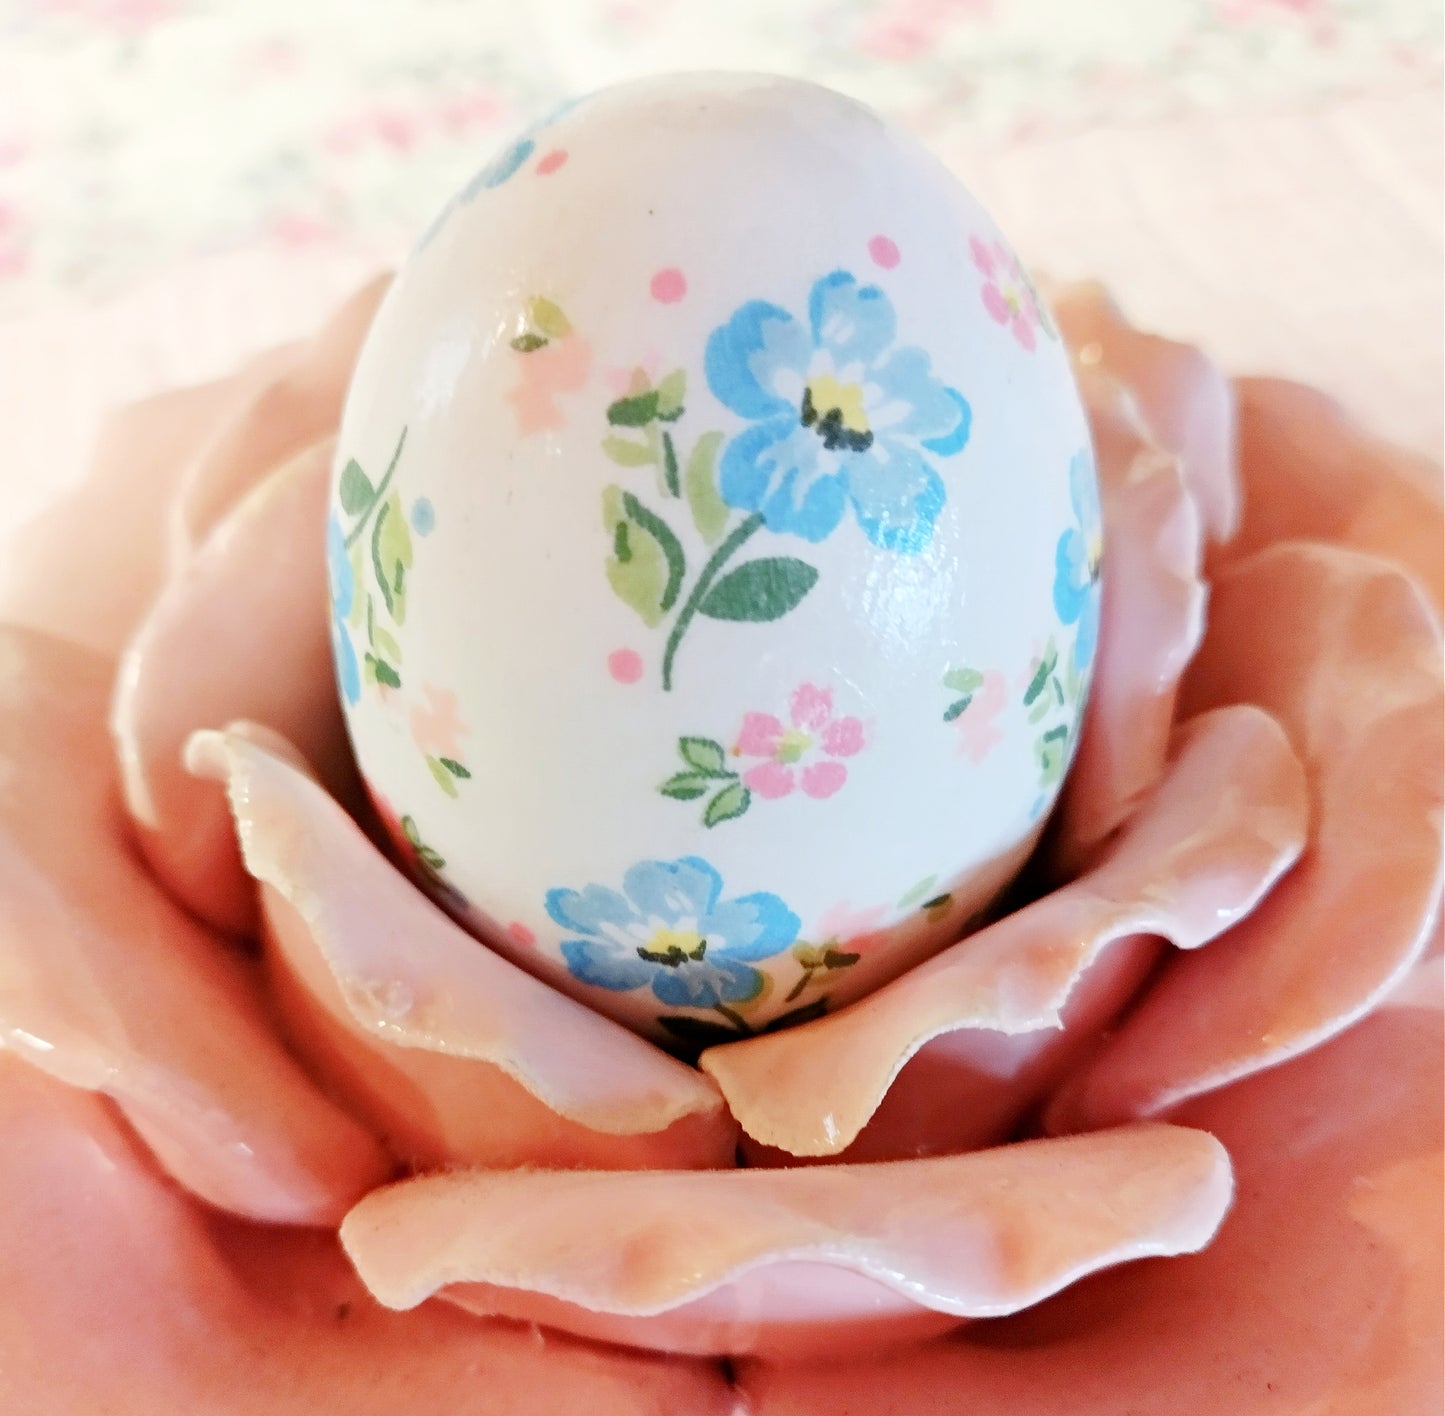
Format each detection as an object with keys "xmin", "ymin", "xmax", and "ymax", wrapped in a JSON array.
[
  {"xmin": 327, "ymin": 514, "xmax": 360, "ymax": 705},
  {"xmin": 1052, "ymin": 449, "xmax": 1103, "ymax": 670},
  {"xmin": 703, "ymin": 271, "xmax": 970, "ymax": 551},
  {"xmin": 546, "ymin": 857, "xmax": 800, "ymax": 1010}
]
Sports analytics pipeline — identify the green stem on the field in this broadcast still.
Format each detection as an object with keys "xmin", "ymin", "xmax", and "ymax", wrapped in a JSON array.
[
  {"xmin": 784, "ymin": 968, "xmax": 815, "ymax": 1004},
  {"xmin": 713, "ymin": 1002, "xmax": 753, "ymax": 1035},
  {"xmin": 371, "ymin": 500, "xmax": 395, "ymax": 615},
  {"xmin": 661, "ymin": 430, "xmax": 680, "ymax": 498},
  {"xmin": 345, "ymin": 427, "xmax": 408, "ymax": 549},
  {"xmin": 661, "ymin": 512, "xmax": 766, "ymax": 690}
]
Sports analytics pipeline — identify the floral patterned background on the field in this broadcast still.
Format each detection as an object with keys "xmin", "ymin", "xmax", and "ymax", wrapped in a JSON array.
[
  {"xmin": 0, "ymin": 0, "xmax": 1439, "ymax": 552},
  {"xmin": 0, "ymin": 0, "xmax": 1438, "ymax": 309}
]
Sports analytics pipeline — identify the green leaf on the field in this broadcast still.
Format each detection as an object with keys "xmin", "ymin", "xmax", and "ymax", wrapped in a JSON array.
[
  {"xmin": 654, "ymin": 369, "xmax": 686, "ymax": 420},
  {"xmin": 922, "ymin": 892, "xmax": 953, "ymax": 914},
  {"xmin": 1036, "ymin": 725, "xmax": 1071, "ymax": 785},
  {"xmin": 602, "ymin": 435, "xmax": 655, "ymax": 468},
  {"xmin": 942, "ymin": 695, "xmax": 973, "ymax": 723},
  {"xmin": 698, "ymin": 557, "xmax": 818, "ymax": 623},
  {"xmin": 509, "ymin": 332, "xmax": 548, "ymax": 353},
  {"xmin": 418, "ymin": 846, "xmax": 446, "ymax": 871},
  {"xmin": 897, "ymin": 874, "xmax": 938, "ymax": 909},
  {"xmin": 347, "ymin": 548, "xmax": 368, "ymax": 627},
  {"xmin": 372, "ymin": 624, "xmax": 402, "ymax": 664},
  {"xmin": 683, "ymin": 430, "xmax": 729, "ymax": 544},
  {"xmin": 370, "ymin": 656, "xmax": 401, "ymax": 689},
  {"xmin": 373, "ymin": 492, "xmax": 414, "ymax": 622},
  {"xmin": 338, "ymin": 459, "xmax": 375, "ymax": 515},
  {"xmin": 821, "ymin": 948, "xmax": 861, "ymax": 969},
  {"xmin": 791, "ymin": 942, "xmax": 826, "ymax": 969},
  {"xmin": 678, "ymin": 737, "xmax": 730, "ymax": 776},
  {"xmin": 602, "ymin": 487, "xmax": 670, "ymax": 627},
  {"xmin": 657, "ymin": 1015, "xmax": 749, "ymax": 1049},
  {"xmin": 438, "ymin": 757, "xmax": 471, "ymax": 779},
  {"xmin": 942, "ymin": 666, "xmax": 985, "ymax": 695},
  {"xmin": 621, "ymin": 493, "xmax": 685, "ymax": 612},
  {"xmin": 528, "ymin": 296, "xmax": 571, "ymax": 340},
  {"xmin": 703, "ymin": 781, "xmax": 751, "ymax": 827},
  {"xmin": 1027, "ymin": 694, "xmax": 1052, "ymax": 725},
  {"xmin": 661, "ymin": 430, "xmax": 681, "ymax": 497},
  {"xmin": 607, "ymin": 390, "xmax": 660, "ymax": 427},
  {"xmin": 427, "ymin": 755, "xmax": 460, "ymax": 797},
  {"xmin": 400, "ymin": 814, "xmax": 423, "ymax": 846},
  {"xmin": 1023, "ymin": 652, "xmax": 1057, "ymax": 707},
  {"xmin": 660, "ymin": 772, "xmax": 712, "ymax": 801}
]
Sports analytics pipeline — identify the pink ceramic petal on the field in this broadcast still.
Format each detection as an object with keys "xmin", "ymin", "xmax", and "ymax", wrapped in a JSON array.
[
  {"xmin": 1048, "ymin": 544, "xmax": 1443, "ymax": 1133},
  {"xmin": 0, "ymin": 630, "xmax": 390, "ymax": 1223},
  {"xmin": 113, "ymin": 440, "xmax": 353, "ymax": 937},
  {"xmin": 1054, "ymin": 281, "xmax": 1240, "ymax": 544},
  {"xmin": 170, "ymin": 276, "xmax": 388, "ymax": 556},
  {"xmin": 1231, "ymin": 376, "xmax": 1443, "ymax": 611},
  {"xmin": 745, "ymin": 760, "xmax": 797, "ymax": 798},
  {"xmin": 736, "ymin": 710, "xmax": 784, "ymax": 757},
  {"xmin": 741, "ymin": 980, "xmax": 1442, "ymax": 1414},
  {"xmin": 341, "ymin": 1123, "xmax": 1232, "ymax": 1359},
  {"xmin": 0, "ymin": 347, "xmax": 291, "ymax": 656},
  {"xmin": 0, "ymin": 1056, "xmax": 734, "ymax": 1415},
  {"xmin": 704, "ymin": 705, "xmax": 1306, "ymax": 1158},
  {"xmin": 799, "ymin": 759, "xmax": 847, "ymax": 799},
  {"xmin": 968, "ymin": 233, "xmax": 995, "ymax": 277},
  {"xmin": 195, "ymin": 727, "xmax": 737, "ymax": 1171},
  {"xmin": 1049, "ymin": 367, "xmax": 1206, "ymax": 875},
  {"xmin": 789, "ymin": 682, "xmax": 833, "ymax": 731}
]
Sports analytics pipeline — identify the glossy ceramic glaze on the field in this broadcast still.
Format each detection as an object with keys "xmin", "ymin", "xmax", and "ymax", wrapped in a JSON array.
[{"xmin": 329, "ymin": 73, "xmax": 1098, "ymax": 1041}]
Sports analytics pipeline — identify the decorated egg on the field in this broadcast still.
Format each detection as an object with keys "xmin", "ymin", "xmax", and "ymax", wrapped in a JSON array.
[{"xmin": 329, "ymin": 73, "xmax": 1100, "ymax": 1044}]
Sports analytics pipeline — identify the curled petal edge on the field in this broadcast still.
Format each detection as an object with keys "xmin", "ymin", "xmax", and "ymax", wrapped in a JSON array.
[
  {"xmin": 340, "ymin": 1122, "xmax": 1234, "ymax": 1359},
  {"xmin": 194, "ymin": 726, "xmax": 737, "ymax": 1171},
  {"xmin": 703, "ymin": 703, "xmax": 1308, "ymax": 1157}
]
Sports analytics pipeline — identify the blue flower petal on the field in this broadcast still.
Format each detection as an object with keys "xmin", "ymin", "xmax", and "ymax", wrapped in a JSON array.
[
  {"xmin": 330, "ymin": 618, "xmax": 360, "ymax": 706},
  {"xmin": 327, "ymin": 515, "xmax": 354, "ymax": 618},
  {"xmin": 651, "ymin": 956, "xmax": 765, "ymax": 1009},
  {"xmin": 545, "ymin": 883, "xmax": 637, "ymax": 938},
  {"xmin": 866, "ymin": 347, "xmax": 963, "ymax": 446},
  {"xmin": 719, "ymin": 418, "xmax": 849, "ymax": 542},
  {"xmin": 920, "ymin": 387, "xmax": 972, "ymax": 457},
  {"xmin": 561, "ymin": 938, "xmax": 653, "ymax": 994},
  {"xmin": 1053, "ymin": 528, "xmax": 1092, "ymax": 626},
  {"xmin": 844, "ymin": 441, "xmax": 946, "ymax": 554},
  {"xmin": 808, "ymin": 271, "xmax": 896, "ymax": 369},
  {"xmin": 1070, "ymin": 448, "xmax": 1101, "ymax": 538},
  {"xmin": 621, "ymin": 856, "xmax": 722, "ymax": 926},
  {"xmin": 461, "ymin": 136, "xmax": 535, "ymax": 200},
  {"xmin": 700, "ymin": 893, "xmax": 803, "ymax": 963},
  {"xmin": 705, "ymin": 300, "xmax": 811, "ymax": 420}
]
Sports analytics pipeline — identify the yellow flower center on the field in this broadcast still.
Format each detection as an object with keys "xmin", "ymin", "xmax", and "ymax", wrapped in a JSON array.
[
  {"xmin": 1087, "ymin": 531, "xmax": 1104, "ymax": 580},
  {"xmin": 801, "ymin": 374, "xmax": 874, "ymax": 454},
  {"xmin": 637, "ymin": 927, "xmax": 707, "ymax": 965},
  {"xmin": 775, "ymin": 728, "xmax": 813, "ymax": 765}
]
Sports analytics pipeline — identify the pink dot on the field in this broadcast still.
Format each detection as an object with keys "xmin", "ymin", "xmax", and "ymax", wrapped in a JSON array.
[
  {"xmin": 507, "ymin": 922, "xmax": 536, "ymax": 948},
  {"xmin": 650, "ymin": 267, "xmax": 687, "ymax": 303},
  {"xmin": 868, "ymin": 234, "xmax": 900, "ymax": 269},
  {"xmin": 608, "ymin": 648, "xmax": 644, "ymax": 684},
  {"xmin": 536, "ymin": 148, "xmax": 568, "ymax": 176}
]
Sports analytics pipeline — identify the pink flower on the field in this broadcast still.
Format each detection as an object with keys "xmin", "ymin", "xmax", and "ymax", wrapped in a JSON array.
[
  {"xmin": 954, "ymin": 668, "xmax": 1008, "ymax": 764},
  {"xmin": 506, "ymin": 333, "xmax": 593, "ymax": 435},
  {"xmin": 735, "ymin": 683, "xmax": 866, "ymax": 800},
  {"xmin": 972, "ymin": 234, "xmax": 1044, "ymax": 351},
  {"xmin": 408, "ymin": 684, "xmax": 467, "ymax": 761}
]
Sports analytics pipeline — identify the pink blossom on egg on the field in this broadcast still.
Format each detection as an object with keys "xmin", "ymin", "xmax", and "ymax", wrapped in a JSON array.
[
  {"xmin": 972, "ymin": 234, "xmax": 1043, "ymax": 351},
  {"xmin": 735, "ymin": 684, "xmax": 866, "ymax": 801}
]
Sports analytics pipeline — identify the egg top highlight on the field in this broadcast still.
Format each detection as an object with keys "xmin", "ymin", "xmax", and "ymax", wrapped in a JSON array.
[{"xmin": 329, "ymin": 73, "xmax": 1099, "ymax": 1043}]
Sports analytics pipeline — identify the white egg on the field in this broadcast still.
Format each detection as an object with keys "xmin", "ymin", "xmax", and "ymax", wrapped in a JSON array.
[{"xmin": 329, "ymin": 72, "xmax": 1100, "ymax": 1045}]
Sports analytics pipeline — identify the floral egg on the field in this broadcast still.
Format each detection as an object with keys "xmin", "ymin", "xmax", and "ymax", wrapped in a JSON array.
[{"xmin": 329, "ymin": 73, "xmax": 1100, "ymax": 1044}]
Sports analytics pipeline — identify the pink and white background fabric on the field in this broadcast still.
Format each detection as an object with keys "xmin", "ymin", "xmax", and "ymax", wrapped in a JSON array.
[{"xmin": 0, "ymin": 0, "xmax": 1439, "ymax": 557}]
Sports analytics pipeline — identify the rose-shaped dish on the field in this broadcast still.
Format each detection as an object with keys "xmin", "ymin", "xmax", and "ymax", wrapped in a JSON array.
[{"xmin": 0, "ymin": 274, "xmax": 1439, "ymax": 1413}]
